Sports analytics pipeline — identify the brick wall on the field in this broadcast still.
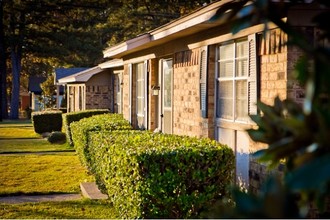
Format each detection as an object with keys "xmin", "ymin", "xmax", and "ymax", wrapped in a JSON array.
[
  {"xmin": 122, "ymin": 65, "xmax": 130, "ymax": 121},
  {"xmin": 148, "ymin": 59, "xmax": 158, "ymax": 130},
  {"xmin": 259, "ymin": 29, "xmax": 288, "ymax": 105},
  {"xmin": 249, "ymin": 28, "xmax": 309, "ymax": 193},
  {"xmin": 172, "ymin": 49, "xmax": 208, "ymax": 138},
  {"xmin": 85, "ymin": 85, "xmax": 113, "ymax": 111},
  {"xmin": 249, "ymin": 28, "xmax": 289, "ymax": 193}
]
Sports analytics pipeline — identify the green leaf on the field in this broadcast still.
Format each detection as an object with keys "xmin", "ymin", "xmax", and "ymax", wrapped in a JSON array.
[{"xmin": 285, "ymin": 153, "xmax": 330, "ymax": 191}]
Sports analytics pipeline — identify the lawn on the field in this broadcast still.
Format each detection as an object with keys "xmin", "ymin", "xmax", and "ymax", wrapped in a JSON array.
[
  {"xmin": 0, "ymin": 153, "xmax": 94, "ymax": 195},
  {"xmin": 0, "ymin": 139, "xmax": 72, "ymax": 153},
  {"xmin": 0, "ymin": 120, "xmax": 40, "ymax": 139},
  {"xmin": 0, "ymin": 126, "xmax": 40, "ymax": 139},
  {"xmin": 0, "ymin": 120, "xmax": 116, "ymax": 219},
  {"xmin": 0, "ymin": 200, "xmax": 117, "ymax": 219}
]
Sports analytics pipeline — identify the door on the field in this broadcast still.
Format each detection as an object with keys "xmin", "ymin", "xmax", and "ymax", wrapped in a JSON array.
[
  {"xmin": 160, "ymin": 59, "xmax": 173, "ymax": 134},
  {"xmin": 135, "ymin": 62, "xmax": 147, "ymax": 130},
  {"xmin": 115, "ymin": 71, "xmax": 123, "ymax": 114}
]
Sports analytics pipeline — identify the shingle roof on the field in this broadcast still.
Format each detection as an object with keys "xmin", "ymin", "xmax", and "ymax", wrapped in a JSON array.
[
  {"xmin": 28, "ymin": 76, "xmax": 46, "ymax": 94},
  {"xmin": 54, "ymin": 68, "xmax": 89, "ymax": 83}
]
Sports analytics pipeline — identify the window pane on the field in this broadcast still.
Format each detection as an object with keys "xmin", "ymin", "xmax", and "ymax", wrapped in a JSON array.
[
  {"xmin": 235, "ymin": 80, "xmax": 248, "ymax": 120},
  {"xmin": 219, "ymin": 61, "xmax": 233, "ymax": 77},
  {"xmin": 220, "ymin": 44, "xmax": 234, "ymax": 60},
  {"xmin": 164, "ymin": 66, "xmax": 172, "ymax": 108},
  {"xmin": 137, "ymin": 80, "xmax": 144, "ymax": 96},
  {"xmin": 236, "ymin": 41, "xmax": 248, "ymax": 58},
  {"xmin": 137, "ymin": 97, "xmax": 144, "ymax": 115},
  {"xmin": 219, "ymin": 44, "xmax": 234, "ymax": 78},
  {"xmin": 217, "ymin": 81, "xmax": 233, "ymax": 119},
  {"xmin": 236, "ymin": 58, "xmax": 248, "ymax": 77},
  {"xmin": 236, "ymin": 41, "xmax": 248, "ymax": 77}
]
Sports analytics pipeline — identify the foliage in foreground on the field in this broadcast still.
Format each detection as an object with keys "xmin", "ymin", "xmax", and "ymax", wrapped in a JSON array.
[
  {"xmin": 208, "ymin": 0, "xmax": 330, "ymax": 218},
  {"xmin": 88, "ymin": 130, "xmax": 234, "ymax": 218},
  {"xmin": 0, "ymin": 199, "xmax": 117, "ymax": 219}
]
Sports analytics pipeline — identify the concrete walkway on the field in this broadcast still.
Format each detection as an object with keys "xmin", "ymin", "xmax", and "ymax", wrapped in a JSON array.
[
  {"xmin": 0, "ymin": 194, "xmax": 82, "ymax": 204},
  {"xmin": 0, "ymin": 183, "xmax": 108, "ymax": 204}
]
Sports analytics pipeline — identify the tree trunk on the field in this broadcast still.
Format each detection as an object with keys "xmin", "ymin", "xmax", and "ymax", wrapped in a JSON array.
[
  {"xmin": 10, "ymin": 49, "xmax": 20, "ymax": 119},
  {"xmin": 0, "ymin": 0, "xmax": 7, "ymax": 120}
]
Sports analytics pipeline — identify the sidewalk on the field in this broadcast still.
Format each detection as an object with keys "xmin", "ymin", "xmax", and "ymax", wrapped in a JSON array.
[
  {"xmin": 0, "ymin": 183, "xmax": 107, "ymax": 204},
  {"xmin": 0, "ymin": 194, "xmax": 82, "ymax": 204}
]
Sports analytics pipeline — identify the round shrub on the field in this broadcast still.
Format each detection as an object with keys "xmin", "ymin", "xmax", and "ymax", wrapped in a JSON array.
[{"xmin": 47, "ymin": 131, "xmax": 67, "ymax": 144}]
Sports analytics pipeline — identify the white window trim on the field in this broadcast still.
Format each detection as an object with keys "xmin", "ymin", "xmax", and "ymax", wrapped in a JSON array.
[{"xmin": 216, "ymin": 39, "xmax": 249, "ymax": 124}]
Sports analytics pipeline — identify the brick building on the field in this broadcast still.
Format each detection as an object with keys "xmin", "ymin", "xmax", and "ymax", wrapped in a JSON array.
[
  {"xmin": 58, "ymin": 60, "xmax": 123, "ymax": 113},
  {"xmin": 60, "ymin": 1, "xmax": 324, "ymax": 189}
]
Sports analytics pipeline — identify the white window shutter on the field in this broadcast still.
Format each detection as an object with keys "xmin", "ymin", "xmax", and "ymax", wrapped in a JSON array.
[
  {"xmin": 128, "ymin": 63, "xmax": 132, "ymax": 124},
  {"xmin": 248, "ymin": 34, "xmax": 257, "ymax": 116},
  {"xmin": 200, "ymin": 46, "xmax": 208, "ymax": 118}
]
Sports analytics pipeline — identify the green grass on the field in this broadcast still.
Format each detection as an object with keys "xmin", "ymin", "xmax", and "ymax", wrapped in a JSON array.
[
  {"xmin": 0, "ymin": 120, "xmax": 118, "ymax": 218},
  {"xmin": 0, "ymin": 139, "xmax": 72, "ymax": 153},
  {"xmin": 0, "ymin": 200, "xmax": 117, "ymax": 219},
  {"xmin": 0, "ymin": 120, "xmax": 32, "ymax": 126},
  {"xmin": 0, "ymin": 124, "xmax": 40, "ymax": 139},
  {"xmin": 0, "ymin": 154, "xmax": 94, "ymax": 195}
]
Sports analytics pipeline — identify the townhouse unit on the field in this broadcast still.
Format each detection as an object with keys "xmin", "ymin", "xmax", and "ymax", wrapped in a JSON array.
[{"xmin": 60, "ymin": 0, "xmax": 324, "ymax": 188}]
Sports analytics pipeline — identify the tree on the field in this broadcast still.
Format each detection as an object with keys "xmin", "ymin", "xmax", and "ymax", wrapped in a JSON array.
[
  {"xmin": 40, "ymin": 75, "xmax": 56, "ymax": 109},
  {"xmin": 0, "ymin": 0, "xmax": 6, "ymax": 120},
  {"xmin": 106, "ymin": 0, "xmax": 209, "ymax": 45},
  {"xmin": 2, "ymin": 0, "xmax": 113, "ymax": 118},
  {"xmin": 2, "ymin": 0, "xmax": 208, "ymax": 119},
  {"xmin": 206, "ymin": 0, "xmax": 330, "ymax": 218}
]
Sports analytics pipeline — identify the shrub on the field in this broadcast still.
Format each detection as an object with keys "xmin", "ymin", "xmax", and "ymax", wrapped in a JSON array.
[
  {"xmin": 70, "ymin": 113, "xmax": 132, "ymax": 168},
  {"xmin": 62, "ymin": 109, "xmax": 110, "ymax": 146},
  {"xmin": 47, "ymin": 131, "xmax": 67, "ymax": 144},
  {"xmin": 32, "ymin": 111, "xmax": 62, "ymax": 134},
  {"xmin": 87, "ymin": 130, "xmax": 235, "ymax": 219}
]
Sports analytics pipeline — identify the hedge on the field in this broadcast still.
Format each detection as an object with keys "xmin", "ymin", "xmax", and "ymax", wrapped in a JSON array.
[
  {"xmin": 70, "ymin": 113, "xmax": 132, "ymax": 168},
  {"xmin": 87, "ymin": 130, "xmax": 235, "ymax": 219},
  {"xmin": 47, "ymin": 131, "xmax": 66, "ymax": 144},
  {"xmin": 31, "ymin": 111, "xmax": 62, "ymax": 134},
  {"xmin": 62, "ymin": 109, "xmax": 110, "ymax": 146}
]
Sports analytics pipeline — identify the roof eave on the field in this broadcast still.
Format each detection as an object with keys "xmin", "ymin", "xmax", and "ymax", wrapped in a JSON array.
[
  {"xmin": 103, "ymin": 34, "xmax": 151, "ymax": 58},
  {"xmin": 98, "ymin": 59, "xmax": 124, "ymax": 69},
  {"xmin": 102, "ymin": 0, "xmax": 231, "ymax": 59},
  {"xmin": 58, "ymin": 66, "xmax": 103, "ymax": 84}
]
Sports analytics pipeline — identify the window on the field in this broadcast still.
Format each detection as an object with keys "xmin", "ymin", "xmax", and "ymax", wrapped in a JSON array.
[
  {"xmin": 217, "ymin": 35, "xmax": 257, "ymax": 122},
  {"xmin": 133, "ymin": 62, "xmax": 147, "ymax": 130},
  {"xmin": 217, "ymin": 40, "xmax": 248, "ymax": 121}
]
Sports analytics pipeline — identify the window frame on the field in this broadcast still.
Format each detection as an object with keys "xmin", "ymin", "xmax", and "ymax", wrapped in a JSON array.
[{"xmin": 216, "ymin": 39, "xmax": 249, "ymax": 123}]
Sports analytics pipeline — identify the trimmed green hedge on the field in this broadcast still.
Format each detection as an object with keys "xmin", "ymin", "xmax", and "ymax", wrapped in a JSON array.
[
  {"xmin": 31, "ymin": 111, "xmax": 62, "ymax": 134},
  {"xmin": 70, "ymin": 114, "xmax": 132, "ymax": 168},
  {"xmin": 88, "ymin": 130, "xmax": 235, "ymax": 219},
  {"xmin": 62, "ymin": 109, "xmax": 110, "ymax": 146}
]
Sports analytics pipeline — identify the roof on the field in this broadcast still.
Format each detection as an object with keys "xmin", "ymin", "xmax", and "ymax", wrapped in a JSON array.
[
  {"xmin": 54, "ymin": 68, "xmax": 89, "ymax": 83},
  {"xmin": 103, "ymin": 0, "xmax": 230, "ymax": 59},
  {"xmin": 58, "ymin": 59, "xmax": 123, "ymax": 84},
  {"xmin": 28, "ymin": 76, "xmax": 46, "ymax": 94}
]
